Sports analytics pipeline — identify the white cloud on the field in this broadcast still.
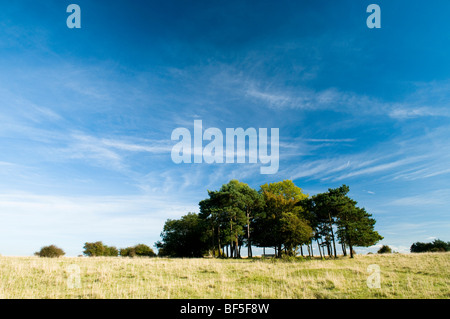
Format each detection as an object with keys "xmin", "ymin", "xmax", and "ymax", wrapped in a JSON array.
[{"xmin": 0, "ymin": 192, "xmax": 198, "ymax": 256}]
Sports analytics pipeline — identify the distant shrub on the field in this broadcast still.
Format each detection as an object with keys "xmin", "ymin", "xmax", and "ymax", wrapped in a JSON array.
[
  {"xmin": 134, "ymin": 244, "xmax": 156, "ymax": 257},
  {"xmin": 83, "ymin": 241, "xmax": 118, "ymax": 257},
  {"xmin": 377, "ymin": 245, "xmax": 392, "ymax": 254},
  {"xmin": 105, "ymin": 246, "xmax": 119, "ymax": 256},
  {"xmin": 120, "ymin": 244, "xmax": 156, "ymax": 257},
  {"xmin": 120, "ymin": 247, "xmax": 135, "ymax": 257},
  {"xmin": 35, "ymin": 245, "xmax": 65, "ymax": 258}
]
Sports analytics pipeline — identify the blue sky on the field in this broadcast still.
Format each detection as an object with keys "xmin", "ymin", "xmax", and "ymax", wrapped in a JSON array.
[{"xmin": 0, "ymin": 0, "xmax": 449, "ymax": 256}]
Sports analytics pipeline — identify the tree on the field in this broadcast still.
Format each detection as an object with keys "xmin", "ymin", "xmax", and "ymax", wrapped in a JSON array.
[
  {"xmin": 199, "ymin": 180, "xmax": 262, "ymax": 258},
  {"xmin": 83, "ymin": 241, "xmax": 104, "ymax": 256},
  {"xmin": 120, "ymin": 244, "xmax": 156, "ymax": 257},
  {"xmin": 280, "ymin": 212, "xmax": 314, "ymax": 255},
  {"xmin": 83, "ymin": 241, "xmax": 118, "ymax": 257},
  {"xmin": 134, "ymin": 244, "xmax": 157, "ymax": 257},
  {"xmin": 430, "ymin": 239, "xmax": 450, "ymax": 252},
  {"xmin": 199, "ymin": 192, "xmax": 224, "ymax": 257},
  {"xmin": 254, "ymin": 180, "xmax": 311, "ymax": 257},
  {"xmin": 377, "ymin": 245, "xmax": 392, "ymax": 254},
  {"xmin": 311, "ymin": 185, "xmax": 352, "ymax": 258},
  {"xmin": 35, "ymin": 245, "xmax": 65, "ymax": 258},
  {"xmin": 236, "ymin": 182, "xmax": 264, "ymax": 258},
  {"xmin": 120, "ymin": 247, "xmax": 135, "ymax": 257},
  {"xmin": 411, "ymin": 239, "xmax": 450, "ymax": 253},
  {"xmin": 104, "ymin": 246, "xmax": 119, "ymax": 257},
  {"xmin": 309, "ymin": 185, "xmax": 383, "ymax": 259},
  {"xmin": 336, "ymin": 207, "xmax": 383, "ymax": 258},
  {"xmin": 217, "ymin": 180, "xmax": 248, "ymax": 258},
  {"xmin": 156, "ymin": 213, "xmax": 210, "ymax": 257}
]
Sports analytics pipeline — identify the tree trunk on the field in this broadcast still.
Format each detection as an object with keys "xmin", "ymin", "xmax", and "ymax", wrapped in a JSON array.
[
  {"xmin": 300, "ymin": 245, "xmax": 304, "ymax": 257},
  {"xmin": 217, "ymin": 226, "xmax": 222, "ymax": 257},
  {"xmin": 328, "ymin": 213, "xmax": 337, "ymax": 258},
  {"xmin": 317, "ymin": 240, "xmax": 323, "ymax": 259},
  {"xmin": 247, "ymin": 212, "xmax": 252, "ymax": 258},
  {"xmin": 349, "ymin": 240, "xmax": 354, "ymax": 258},
  {"xmin": 212, "ymin": 226, "xmax": 215, "ymax": 258},
  {"xmin": 326, "ymin": 241, "xmax": 331, "ymax": 257},
  {"xmin": 235, "ymin": 231, "xmax": 239, "ymax": 258},
  {"xmin": 342, "ymin": 242, "xmax": 347, "ymax": 257},
  {"xmin": 230, "ymin": 220, "xmax": 233, "ymax": 258},
  {"xmin": 320, "ymin": 239, "xmax": 326, "ymax": 257}
]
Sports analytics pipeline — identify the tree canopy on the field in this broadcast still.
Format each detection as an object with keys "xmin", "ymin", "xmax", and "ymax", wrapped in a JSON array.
[
  {"xmin": 83, "ymin": 241, "xmax": 118, "ymax": 257},
  {"xmin": 411, "ymin": 239, "xmax": 450, "ymax": 253},
  {"xmin": 156, "ymin": 212, "xmax": 209, "ymax": 257},
  {"xmin": 157, "ymin": 180, "xmax": 383, "ymax": 259}
]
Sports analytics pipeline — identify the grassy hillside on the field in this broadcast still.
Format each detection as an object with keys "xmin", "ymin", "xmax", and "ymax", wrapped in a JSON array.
[{"xmin": 0, "ymin": 253, "xmax": 448, "ymax": 299}]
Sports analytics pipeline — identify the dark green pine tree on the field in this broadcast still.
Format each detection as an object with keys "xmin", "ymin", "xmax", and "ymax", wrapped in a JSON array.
[{"xmin": 336, "ymin": 206, "xmax": 383, "ymax": 258}]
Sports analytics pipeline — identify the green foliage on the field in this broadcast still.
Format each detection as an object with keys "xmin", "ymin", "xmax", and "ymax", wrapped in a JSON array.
[
  {"xmin": 160, "ymin": 180, "xmax": 383, "ymax": 260},
  {"xmin": 307, "ymin": 185, "xmax": 383, "ymax": 258},
  {"xmin": 35, "ymin": 245, "xmax": 65, "ymax": 258},
  {"xmin": 83, "ymin": 241, "xmax": 118, "ymax": 257},
  {"xmin": 378, "ymin": 245, "xmax": 392, "ymax": 254},
  {"xmin": 336, "ymin": 206, "xmax": 383, "ymax": 257},
  {"xmin": 199, "ymin": 180, "xmax": 264, "ymax": 258},
  {"xmin": 156, "ymin": 213, "xmax": 210, "ymax": 257},
  {"xmin": 411, "ymin": 239, "xmax": 450, "ymax": 253},
  {"xmin": 120, "ymin": 244, "xmax": 156, "ymax": 257},
  {"xmin": 253, "ymin": 180, "xmax": 312, "ymax": 257}
]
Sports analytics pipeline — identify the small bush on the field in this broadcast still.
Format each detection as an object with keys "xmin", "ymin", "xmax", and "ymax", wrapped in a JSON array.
[
  {"xmin": 120, "ymin": 244, "xmax": 156, "ymax": 257},
  {"xmin": 35, "ymin": 245, "xmax": 65, "ymax": 258},
  {"xmin": 377, "ymin": 245, "xmax": 392, "ymax": 254}
]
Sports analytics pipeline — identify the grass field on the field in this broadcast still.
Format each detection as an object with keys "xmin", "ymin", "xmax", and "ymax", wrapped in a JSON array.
[{"xmin": 0, "ymin": 253, "xmax": 448, "ymax": 299}]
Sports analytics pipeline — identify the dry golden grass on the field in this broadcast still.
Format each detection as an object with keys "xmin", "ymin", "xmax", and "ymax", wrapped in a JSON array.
[{"xmin": 0, "ymin": 252, "xmax": 448, "ymax": 299}]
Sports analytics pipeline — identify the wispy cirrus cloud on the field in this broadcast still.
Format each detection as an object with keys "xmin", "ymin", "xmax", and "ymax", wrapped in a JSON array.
[
  {"xmin": 332, "ymin": 156, "xmax": 427, "ymax": 181},
  {"xmin": 388, "ymin": 106, "xmax": 450, "ymax": 120},
  {"xmin": 62, "ymin": 133, "xmax": 172, "ymax": 171},
  {"xmin": 240, "ymin": 74, "xmax": 450, "ymax": 123},
  {"xmin": 305, "ymin": 138, "xmax": 357, "ymax": 143},
  {"xmin": 387, "ymin": 189, "xmax": 450, "ymax": 207}
]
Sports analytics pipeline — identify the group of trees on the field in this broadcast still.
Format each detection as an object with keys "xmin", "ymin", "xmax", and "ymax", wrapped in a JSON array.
[
  {"xmin": 156, "ymin": 180, "xmax": 383, "ymax": 259},
  {"xmin": 410, "ymin": 239, "xmax": 450, "ymax": 253}
]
